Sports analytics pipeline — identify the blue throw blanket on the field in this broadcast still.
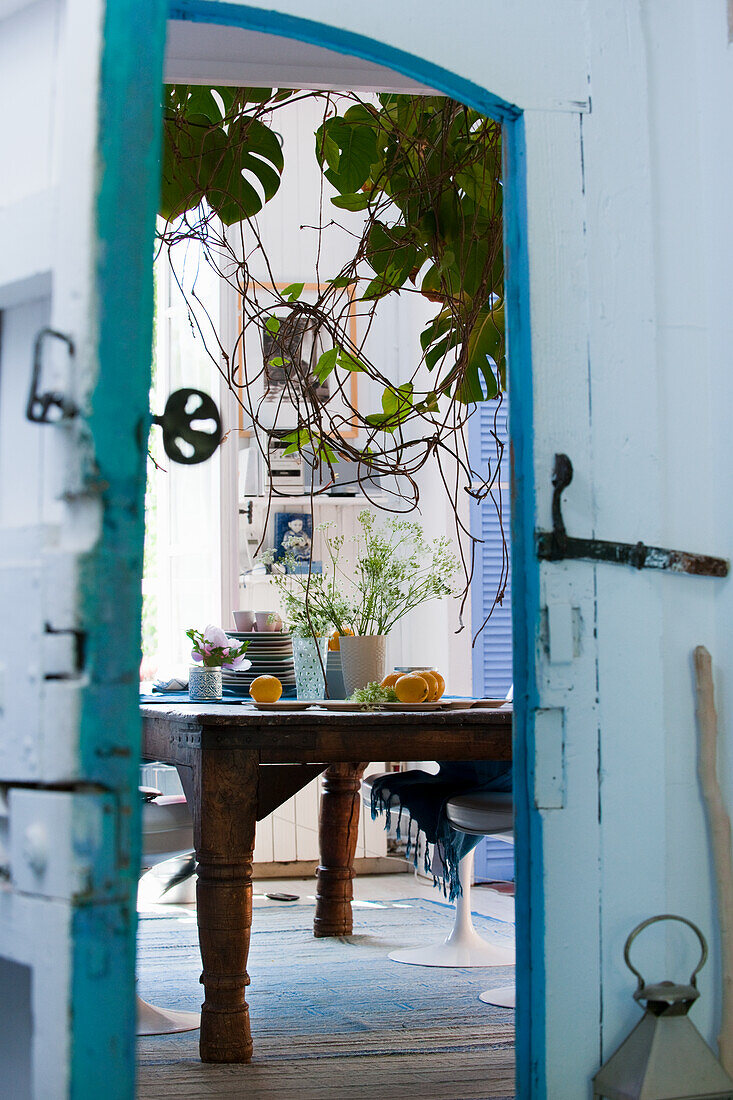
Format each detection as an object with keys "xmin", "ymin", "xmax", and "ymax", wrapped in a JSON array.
[{"xmin": 370, "ymin": 761, "xmax": 513, "ymax": 901}]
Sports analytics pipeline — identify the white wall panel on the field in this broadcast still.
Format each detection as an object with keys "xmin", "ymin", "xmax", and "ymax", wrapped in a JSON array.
[{"xmin": 173, "ymin": 0, "xmax": 590, "ymax": 112}]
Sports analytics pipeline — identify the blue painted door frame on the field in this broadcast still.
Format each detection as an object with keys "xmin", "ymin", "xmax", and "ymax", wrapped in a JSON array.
[
  {"xmin": 81, "ymin": 3, "xmax": 168, "ymax": 1096},
  {"xmin": 100, "ymin": 3, "xmax": 542, "ymax": 1094}
]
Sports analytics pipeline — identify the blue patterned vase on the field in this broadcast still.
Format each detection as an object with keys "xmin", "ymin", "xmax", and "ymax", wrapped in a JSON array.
[
  {"xmin": 292, "ymin": 635, "xmax": 328, "ymax": 700},
  {"xmin": 189, "ymin": 666, "xmax": 222, "ymax": 701}
]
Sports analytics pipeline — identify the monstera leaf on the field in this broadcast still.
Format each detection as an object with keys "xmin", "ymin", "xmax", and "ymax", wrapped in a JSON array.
[
  {"xmin": 454, "ymin": 306, "xmax": 505, "ymax": 403},
  {"xmin": 160, "ymin": 85, "xmax": 284, "ymax": 224},
  {"xmin": 317, "ymin": 94, "xmax": 505, "ymax": 400}
]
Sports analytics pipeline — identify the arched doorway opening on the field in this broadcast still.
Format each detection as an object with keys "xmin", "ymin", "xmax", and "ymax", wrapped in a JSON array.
[{"xmin": 138, "ymin": 6, "xmax": 540, "ymax": 1094}]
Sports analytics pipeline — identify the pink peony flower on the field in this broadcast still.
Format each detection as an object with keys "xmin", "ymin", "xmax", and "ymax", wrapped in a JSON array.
[
  {"xmin": 223, "ymin": 653, "xmax": 250, "ymax": 671},
  {"xmin": 204, "ymin": 624, "xmax": 230, "ymax": 648}
]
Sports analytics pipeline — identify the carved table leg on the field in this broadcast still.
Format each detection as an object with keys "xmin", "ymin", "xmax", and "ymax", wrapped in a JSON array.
[
  {"xmin": 314, "ymin": 762, "xmax": 368, "ymax": 937},
  {"xmin": 192, "ymin": 742, "xmax": 259, "ymax": 1063}
]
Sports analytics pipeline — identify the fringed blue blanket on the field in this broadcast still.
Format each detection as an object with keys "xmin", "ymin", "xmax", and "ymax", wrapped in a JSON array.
[{"xmin": 370, "ymin": 761, "xmax": 513, "ymax": 901}]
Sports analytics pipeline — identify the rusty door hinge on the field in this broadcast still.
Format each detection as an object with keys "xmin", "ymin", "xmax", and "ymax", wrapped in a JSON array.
[{"xmin": 536, "ymin": 454, "xmax": 729, "ymax": 578}]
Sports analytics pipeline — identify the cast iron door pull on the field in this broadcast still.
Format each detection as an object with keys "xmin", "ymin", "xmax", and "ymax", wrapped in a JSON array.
[
  {"xmin": 152, "ymin": 388, "xmax": 222, "ymax": 465},
  {"xmin": 536, "ymin": 454, "xmax": 729, "ymax": 578},
  {"xmin": 26, "ymin": 328, "xmax": 79, "ymax": 423}
]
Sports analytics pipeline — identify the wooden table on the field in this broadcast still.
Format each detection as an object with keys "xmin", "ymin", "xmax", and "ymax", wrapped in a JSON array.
[{"xmin": 140, "ymin": 702, "xmax": 513, "ymax": 1064}]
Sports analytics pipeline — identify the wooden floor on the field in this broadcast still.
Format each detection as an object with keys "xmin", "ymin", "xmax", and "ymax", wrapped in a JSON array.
[
  {"xmin": 137, "ymin": 1033, "xmax": 515, "ymax": 1099},
  {"xmin": 136, "ymin": 873, "xmax": 516, "ymax": 1099}
]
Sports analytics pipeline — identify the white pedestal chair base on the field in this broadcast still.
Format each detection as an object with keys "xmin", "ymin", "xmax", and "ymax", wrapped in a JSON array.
[
  {"xmin": 138, "ymin": 790, "xmax": 198, "ymax": 1036},
  {"xmin": 387, "ymin": 849, "xmax": 515, "ymax": 968},
  {"xmin": 363, "ymin": 776, "xmax": 515, "ymax": 969},
  {"xmin": 136, "ymin": 994, "xmax": 200, "ymax": 1036},
  {"xmin": 479, "ymin": 985, "xmax": 516, "ymax": 1008}
]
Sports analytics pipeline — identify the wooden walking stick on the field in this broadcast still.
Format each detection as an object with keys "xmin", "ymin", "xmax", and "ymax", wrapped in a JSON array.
[{"xmin": 694, "ymin": 645, "xmax": 733, "ymax": 1072}]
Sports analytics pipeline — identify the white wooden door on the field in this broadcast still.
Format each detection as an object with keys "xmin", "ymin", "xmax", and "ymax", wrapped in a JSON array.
[{"xmin": 0, "ymin": 1, "xmax": 166, "ymax": 1096}]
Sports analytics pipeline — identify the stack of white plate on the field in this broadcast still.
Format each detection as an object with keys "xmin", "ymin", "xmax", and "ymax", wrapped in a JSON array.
[{"xmin": 223, "ymin": 631, "xmax": 296, "ymax": 695}]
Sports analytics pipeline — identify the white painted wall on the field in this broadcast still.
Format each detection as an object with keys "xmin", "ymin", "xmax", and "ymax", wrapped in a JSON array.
[{"xmin": 3, "ymin": 0, "xmax": 732, "ymax": 1095}]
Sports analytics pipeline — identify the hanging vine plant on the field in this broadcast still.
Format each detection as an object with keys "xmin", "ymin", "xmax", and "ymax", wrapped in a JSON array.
[{"xmin": 157, "ymin": 86, "xmax": 508, "ymax": 636}]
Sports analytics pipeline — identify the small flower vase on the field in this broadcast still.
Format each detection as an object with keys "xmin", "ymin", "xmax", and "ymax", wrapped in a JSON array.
[
  {"xmin": 292, "ymin": 635, "xmax": 328, "ymax": 700},
  {"xmin": 339, "ymin": 635, "xmax": 388, "ymax": 696},
  {"xmin": 189, "ymin": 665, "xmax": 222, "ymax": 702}
]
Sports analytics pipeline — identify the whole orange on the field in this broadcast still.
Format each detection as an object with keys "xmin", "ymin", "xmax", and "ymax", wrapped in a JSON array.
[
  {"xmin": 328, "ymin": 627, "xmax": 354, "ymax": 652},
  {"xmin": 394, "ymin": 674, "xmax": 429, "ymax": 703},
  {"xmin": 380, "ymin": 672, "xmax": 401, "ymax": 689},
  {"xmin": 416, "ymin": 669, "xmax": 440, "ymax": 702},
  {"xmin": 432, "ymin": 671, "xmax": 446, "ymax": 699},
  {"xmin": 249, "ymin": 675, "xmax": 283, "ymax": 703}
]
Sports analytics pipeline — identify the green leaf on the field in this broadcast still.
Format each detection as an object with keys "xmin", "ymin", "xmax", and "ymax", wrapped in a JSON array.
[
  {"xmin": 265, "ymin": 316, "xmax": 281, "ymax": 334},
  {"xmin": 316, "ymin": 440, "xmax": 338, "ymax": 464},
  {"xmin": 205, "ymin": 137, "xmax": 265, "ymax": 223},
  {"xmin": 184, "ymin": 86, "xmax": 224, "ymax": 121},
  {"xmin": 317, "ymin": 117, "xmax": 378, "ymax": 194},
  {"xmin": 336, "ymin": 350, "xmax": 365, "ymax": 373},
  {"xmin": 238, "ymin": 87, "xmax": 274, "ymax": 103},
  {"xmin": 230, "ymin": 116, "xmax": 284, "ymax": 173},
  {"xmin": 330, "ymin": 192, "xmax": 370, "ymax": 212},
  {"xmin": 424, "ymin": 332, "xmax": 457, "ymax": 371},
  {"xmin": 419, "ymin": 311, "xmax": 452, "ymax": 352},
  {"xmin": 420, "ymin": 262, "xmax": 462, "ymax": 303},
  {"xmin": 454, "ymin": 307, "xmax": 505, "ymax": 402},
  {"xmin": 280, "ymin": 428, "xmax": 312, "ymax": 456},
  {"xmin": 360, "ymin": 275, "xmax": 401, "ymax": 301},
  {"xmin": 159, "ymin": 113, "xmax": 208, "ymax": 221},
  {"xmin": 315, "ymin": 127, "xmax": 342, "ymax": 174},
  {"xmin": 281, "ymin": 283, "xmax": 304, "ymax": 301},
  {"xmin": 381, "ymin": 383, "xmax": 413, "ymax": 420},
  {"xmin": 268, "ymin": 356, "xmax": 285, "ymax": 367},
  {"xmin": 315, "ymin": 347, "xmax": 338, "ymax": 382},
  {"xmin": 326, "ymin": 276, "xmax": 357, "ymax": 288},
  {"xmin": 365, "ymin": 412, "xmax": 397, "ymax": 433}
]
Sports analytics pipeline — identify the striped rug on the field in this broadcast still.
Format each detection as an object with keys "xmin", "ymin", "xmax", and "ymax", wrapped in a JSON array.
[{"xmin": 137, "ymin": 897, "xmax": 515, "ymax": 1099}]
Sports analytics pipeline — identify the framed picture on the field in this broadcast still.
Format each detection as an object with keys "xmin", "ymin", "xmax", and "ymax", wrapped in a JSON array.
[
  {"xmin": 274, "ymin": 512, "xmax": 313, "ymax": 567},
  {"xmin": 236, "ymin": 282, "xmax": 359, "ymax": 439}
]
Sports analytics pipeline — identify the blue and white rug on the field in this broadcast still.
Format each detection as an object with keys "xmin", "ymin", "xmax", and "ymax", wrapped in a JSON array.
[{"xmin": 137, "ymin": 896, "xmax": 515, "ymax": 1061}]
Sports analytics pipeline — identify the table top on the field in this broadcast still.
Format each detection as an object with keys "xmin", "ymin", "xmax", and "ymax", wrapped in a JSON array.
[{"xmin": 140, "ymin": 702, "xmax": 513, "ymax": 764}]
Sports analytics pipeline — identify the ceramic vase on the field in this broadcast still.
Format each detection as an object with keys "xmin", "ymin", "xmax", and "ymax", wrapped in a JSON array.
[
  {"xmin": 189, "ymin": 666, "xmax": 222, "ymax": 702},
  {"xmin": 292, "ymin": 635, "xmax": 328, "ymax": 699},
  {"xmin": 339, "ymin": 635, "xmax": 388, "ymax": 696},
  {"xmin": 326, "ymin": 650, "xmax": 346, "ymax": 699}
]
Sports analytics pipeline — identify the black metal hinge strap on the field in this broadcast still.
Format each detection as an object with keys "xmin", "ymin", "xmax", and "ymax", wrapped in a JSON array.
[{"xmin": 536, "ymin": 454, "xmax": 729, "ymax": 578}]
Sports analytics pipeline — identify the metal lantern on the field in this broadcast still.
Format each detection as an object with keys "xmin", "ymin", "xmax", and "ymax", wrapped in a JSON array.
[{"xmin": 593, "ymin": 915, "xmax": 733, "ymax": 1100}]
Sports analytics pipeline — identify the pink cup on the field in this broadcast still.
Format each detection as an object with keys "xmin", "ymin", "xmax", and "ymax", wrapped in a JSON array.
[
  {"xmin": 233, "ymin": 610, "xmax": 256, "ymax": 631},
  {"xmin": 255, "ymin": 611, "xmax": 282, "ymax": 633}
]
